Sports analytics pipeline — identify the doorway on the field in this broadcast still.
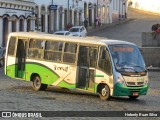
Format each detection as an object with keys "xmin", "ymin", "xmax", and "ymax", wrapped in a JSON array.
[
  {"xmin": 77, "ymin": 46, "xmax": 97, "ymax": 91},
  {"xmin": 15, "ymin": 39, "xmax": 27, "ymax": 78}
]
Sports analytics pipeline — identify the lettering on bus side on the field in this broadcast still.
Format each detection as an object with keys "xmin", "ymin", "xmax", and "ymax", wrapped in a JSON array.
[{"xmin": 54, "ymin": 65, "xmax": 69, "ymax": 72}]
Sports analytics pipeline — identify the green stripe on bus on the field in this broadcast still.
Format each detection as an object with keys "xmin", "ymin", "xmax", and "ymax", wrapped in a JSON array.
[
  {"xmin": 6, "ymin": 63, "xmax": 60, "ymax": 85},
  {"xmin": 58, "ymin": 80, "xmax": 76, "ymax": 89},
  {"xmin": 95, "ymin": 74, "xmax": 104, "ymax": 77}
]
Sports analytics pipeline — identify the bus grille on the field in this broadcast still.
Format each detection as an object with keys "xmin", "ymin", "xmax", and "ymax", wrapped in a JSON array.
[
  {"xmin": 127, "ymin": 82, "xmax": 144, "ymax": 86},
  {"xmin": 128, "ymin": 88, "xmax": 141, "ymax": 93}
]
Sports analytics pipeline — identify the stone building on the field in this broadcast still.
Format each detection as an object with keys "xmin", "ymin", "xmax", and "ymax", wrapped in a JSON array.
[
  {"xmin": 0, "ymin": 0, "xmax": 35, "ymax": 47},
  {"xmin": 34, "ymin": 0, "xmax": 101, "ymax": 33},
  {"xmin": 0, "ymin": 0, "xmax": 128, "ymax": 47}
]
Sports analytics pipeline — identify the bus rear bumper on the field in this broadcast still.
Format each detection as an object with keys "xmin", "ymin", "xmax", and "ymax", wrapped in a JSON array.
[{"xmin": 113, "ymin": 83, "xmax": 149, "ymax": 96}]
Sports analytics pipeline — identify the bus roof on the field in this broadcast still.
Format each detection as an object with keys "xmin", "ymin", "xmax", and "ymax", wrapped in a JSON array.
[{"xmin": 9, "ymin": 32, "xmax": 136, "ymax": 46}]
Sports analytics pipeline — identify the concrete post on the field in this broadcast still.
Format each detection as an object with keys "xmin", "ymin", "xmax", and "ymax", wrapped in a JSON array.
[
  {"xmin": 72, "ymin": 9, "xmax": 74, "ymax": 25},
  {"xmin": 62, "ymin": 10, "xmax": 65, "ymax": 30},
  {"xmin": 31, "ymin": 16, "xmax": 35, "ymax": 31},
  {"xmin": 8, "ymin": 19, "xmax": 12, "ymax": 34},
  {"xmin": 0, "ymin": 18, "xmax": 3, "ymax": 47},
  {"xmin": 38, "ymin": 7, "xmax": 41, "ymax": 31},
  {"xmin": 92, "ymin": 7, "xmax": 94, "ymax": 26},
  {"xmin": 56, "ymin": 10, "xmax": 59, "ymax": 31},
  {"xmin": 45, "ymin": 9, "xmax": 48, "ymax": 33},
  {"xmin": 24, "ymin": 19, "xmax": 27, "ymax": 32},
  {"xmin": 109, "ymin": 2, "xmax": 112, "ymax": 23},
  {"xmin": 16, "ymin": 19, "xmax": 19, "ymax": 32},
  {"xmin": 51, "ymin": 10, "xmax": 54, "ymax": 33}
]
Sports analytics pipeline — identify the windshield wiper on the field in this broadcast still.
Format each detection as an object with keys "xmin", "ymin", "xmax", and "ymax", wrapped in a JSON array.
[
  {"xmin": 132, "ymin": 65, "xmax": 147, "ymax": 72},
  {"xmin": 117, "ymin": 67, "xmax": 139, "ymax": 73}
]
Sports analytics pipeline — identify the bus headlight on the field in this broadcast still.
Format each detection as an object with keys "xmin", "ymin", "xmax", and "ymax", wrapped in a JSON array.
[
  {"xmin": 144, "ymin": 79, "xmax": 148, "ymax": 85},
  {"xmin": 117, "ymin": 75, "xmax": 126, "ymax": 86},
  {"xmin": 144, "ymin": 75, "xmax": 148, "ymax": 85}
]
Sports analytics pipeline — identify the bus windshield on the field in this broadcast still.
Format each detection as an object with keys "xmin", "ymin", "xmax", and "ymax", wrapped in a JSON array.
[{"xmin": 109, "ymin": 45, "xmax": 146, "ymax": 73}]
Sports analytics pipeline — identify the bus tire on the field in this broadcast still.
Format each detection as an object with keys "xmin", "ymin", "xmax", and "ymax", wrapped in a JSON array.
[
  {"xmin": 99, "ymin": 84, "xmax": 110, "ymax": 100},
  {"xmin": 129, "ymin": 96, "xmax": 139, "ymax": 99},
  {"xmin": 32, "ymin": 75, "xmax": 47, "ymax": 91}
]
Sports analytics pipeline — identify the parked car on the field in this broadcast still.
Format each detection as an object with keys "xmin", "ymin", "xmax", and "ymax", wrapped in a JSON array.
[
  {"xmin": 0, "ymin": 47, "xmax": 5, "ymax": 67},
  {"xmin": 54, "ymin": 31, "xmax": 73, "ymax": 36},
  {"xmin": 69, "ymin": 26, "xmax": 87, "ymax": 37}
]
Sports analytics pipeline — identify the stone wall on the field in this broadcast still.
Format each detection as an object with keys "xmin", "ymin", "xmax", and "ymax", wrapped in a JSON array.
[
  {"xmin": 142, "ymin": 32, "xmax": 160, "ymax": 47},
  {"xmin": 140, "ymin": 47, "xmax": 160, "ymax": 67}
]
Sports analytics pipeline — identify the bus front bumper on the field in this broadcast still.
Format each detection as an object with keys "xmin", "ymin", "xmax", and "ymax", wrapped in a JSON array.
[{"xmin": 113, "ymin": 83, "xmax": 149, "ymax": 96}]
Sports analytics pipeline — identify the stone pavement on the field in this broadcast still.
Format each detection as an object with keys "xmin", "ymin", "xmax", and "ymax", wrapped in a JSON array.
[
  {"xmin": 87, "ymin": 18, "xmax": 135, "ymax": 35},
  {"xmin": 88, "ymin": 7, "xmax": 160, "ymax": 35}
]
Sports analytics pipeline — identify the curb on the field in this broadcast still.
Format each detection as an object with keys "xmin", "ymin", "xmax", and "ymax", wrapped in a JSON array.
[
  {"xmin": 147, "ymin": 67, "xmax": 160, "ymax": 72},
  {"xmin": 87, "ymin": 18, "xmax": 135, "ymax": 35}
]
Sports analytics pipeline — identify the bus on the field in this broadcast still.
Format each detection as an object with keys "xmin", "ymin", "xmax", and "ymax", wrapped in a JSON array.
[{"xmin": 5, "ymin": 32, "xmax": 148, "ymax": 100}]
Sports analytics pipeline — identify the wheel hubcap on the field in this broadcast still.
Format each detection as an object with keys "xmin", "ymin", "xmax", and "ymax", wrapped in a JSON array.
[
  {"xmin": 34, "ymin": 78, "xmax": 40, "ymax": 88},
  {"xmin": 101, "ymin": 88, "xmax": 107, "ymax": 96}
]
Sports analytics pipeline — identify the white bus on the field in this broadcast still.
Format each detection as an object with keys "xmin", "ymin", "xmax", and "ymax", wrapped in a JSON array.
[{"xmin": 5, "ymin": 32, "xmax": 149, "ymax": 100}]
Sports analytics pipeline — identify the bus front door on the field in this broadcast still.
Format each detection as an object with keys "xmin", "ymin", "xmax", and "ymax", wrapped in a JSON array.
[
  {"xmin": 15, "ymin": 39, "xmax": 27, "ymax": 78},
  {"xmin": 77, "ymin": 46, "xmax": 95, "ymax": 91}
]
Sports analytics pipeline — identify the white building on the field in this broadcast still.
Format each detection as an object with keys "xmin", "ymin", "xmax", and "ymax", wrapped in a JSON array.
[
  {"xmin": 34, "ymin": 0, "xmax": 85, "ymax": 33},
  {"xmin": 34, "ymin": 0, "xmax": 127, "ymax": 33},
  {"xmin": 111, "ymin": 0, "xmax": 128, "ymax": 22},
  {"xmin": 33, "ymin": 0, "xmax": 127, "ymax": 33},
  {"xmin": 0, "ymin": 0, "xmax": 128, "ymax": 47},
  {"xmin": 0, "ymin": 0, "xmax": 35, "ymax": 47}
]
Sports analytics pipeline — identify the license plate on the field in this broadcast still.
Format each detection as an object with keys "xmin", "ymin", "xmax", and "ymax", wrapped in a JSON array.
[{"xmin": 133, "ymin": 92, "xmax": 139, "ymax": 96}]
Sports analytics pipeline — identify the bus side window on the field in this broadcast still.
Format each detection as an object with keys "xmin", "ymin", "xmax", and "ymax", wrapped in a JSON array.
[
  {"xmin": 89, "ymin": 47, "xmax": 98, "ymax": 67},
  {"xmin": 78, "ymin": 46, "xmax": 89, "ymax": 66},
  {"xmin": 8, "ymin": 37, "xmax": 16, "ymax": 55},
  {"xmin": 63, "ymin": 43, "xmax": 77, "ymax": 63},
  {"xmin": 44, "ymin": 40, "xmax": 63, "ymax": 62},
  {"xmin": 28, "ymin": 39, "xmax": 44, "ymax": 59},
  {"xmin": 98, "ymin": 47, "xmax": 112, "ymax": 75}
]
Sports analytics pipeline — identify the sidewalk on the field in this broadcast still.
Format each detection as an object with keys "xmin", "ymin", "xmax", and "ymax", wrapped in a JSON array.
[
  {"xmin": 87, "ymin": 18, "xmax": 135, "ymax": 35},
  {"xmin": 129, "ymin": 7, "xmax": 160, "ymax": 16}
]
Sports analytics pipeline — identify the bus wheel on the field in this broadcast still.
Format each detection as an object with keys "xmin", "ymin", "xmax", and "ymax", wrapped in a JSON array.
[
  {"xmin": 129, "ymin": 96, "xmax": 139, "ymax": 99},
  {"xmin": 99, "ymin": 85, "xmax": 110, "ymax": 100},
  {"xmin": 32, "ymin": 75, "xmax": 47, "ymax": 91}
]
